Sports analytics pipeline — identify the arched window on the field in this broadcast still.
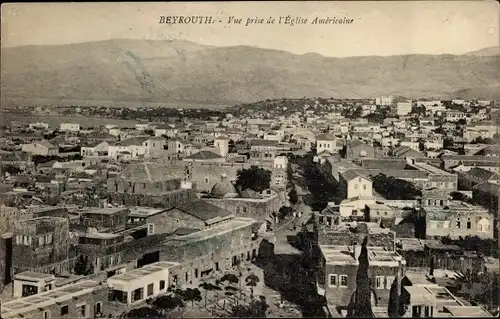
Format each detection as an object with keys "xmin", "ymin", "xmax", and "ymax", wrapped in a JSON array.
[{"xmin": 476, "ymin": 218, "xmax": 491, "ymax": 232}]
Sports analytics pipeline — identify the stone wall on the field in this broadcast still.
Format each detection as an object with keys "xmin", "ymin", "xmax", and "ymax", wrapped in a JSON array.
[
  {"xmin": 107, "ymin": 189, "xmax": 196, "ymax": 209},
  {"xmin": 204, "ymin": 196, "xmax": 281, "ymax": 223},
  {"xmin": 107, "ymin": 178, "xmax": 181, "ymax": 195},
  {"xmin": 147, "ymin": 208, "xmax": 205, "ymax": 234}
]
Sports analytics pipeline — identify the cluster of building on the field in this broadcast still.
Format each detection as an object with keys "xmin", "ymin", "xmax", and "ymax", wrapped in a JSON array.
[{"xmin": 0, "ymin": 95, "xmax": 498, "ymax": 318}]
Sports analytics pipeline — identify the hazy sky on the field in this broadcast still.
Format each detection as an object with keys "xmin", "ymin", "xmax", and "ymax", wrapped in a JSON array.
[{"xmin": 1, "ymin": 1, "xmax": 498, "ymax": 57}]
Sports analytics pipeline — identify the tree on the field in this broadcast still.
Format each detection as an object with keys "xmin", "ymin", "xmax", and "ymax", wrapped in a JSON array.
[
  {"xmin": 235, "ymin": 166, "xmax": 271, "ymax": 193},
  {"xmin": 73, "ymin": 255, "xmax": 93, "ymax": 276},
  {"xmin": 429, "ymin": 256, "xmax": 435, "ymax": 276},
  {"xmin": 347, "ymin": 236, "xmax": 374, "ymax": 318},
  {"xmin": 1, "ymin": 164, "xmax": 22, "ymax": 175},
  {"xmin": 184, "ymin": 288, "xmax": 202, "ymax": 308},
  {"xmin": 288, "ymin": 189, "xmax": 299, "ymax": 206},
  {"xmin": 199, "ymin": 282, "xmax": 222, "ymax": 307},
  {"xmin": 245, "ymin": 273, "xmax": 260, "ymax": 300},
  {"xmin": 231, "ymin": 296, "xmax": 269, "ymax": 318},
  {"xmin": 152, "ymin": 294, "xmax": 185, "ymax": 315},
  {"xmin": 122, "ymin": 306, "xmax": 160, "ymax": 318},
  {"xmin": 372, "ymin": 174, "xmax": 422, "ymax": 200}
]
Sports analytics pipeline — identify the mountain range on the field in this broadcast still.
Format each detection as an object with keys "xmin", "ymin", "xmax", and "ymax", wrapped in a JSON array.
[{"xmin": 1, "ymin": 39, "xmax": 499, "ymax": 107}]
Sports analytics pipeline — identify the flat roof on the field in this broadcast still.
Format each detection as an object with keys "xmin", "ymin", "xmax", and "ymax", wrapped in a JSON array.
[
  {"xmin": 398, "ymin": 238, "xmax": 425, "ymax": 251},
  {"xmin": 128, "ymin": 207, "xmax": 167, "ymax": 217},
  {"xmin": 170, "ymin": 217, "xmax": 258, "ymax": 243},
  {"xmin": 319, "ymin": 245, "xmax": 357, "ymax": 265},
  {"xmin": 404, "ymin": 271, "xmax": 440, "ymax": 287},
  {"xmin": 14, "ymin": 271, "xmax": 54, "ymax": 282},
  {"xmin": 108, "ymin": 261, "xmax": 179, "ymax": 284},
  {"xmin": 1, "ymin": 280, "xmax": 101, "ymax": 318},
  {"xmin": 80, "ymin": 232, "xmax": 121, "ymax": 240},
  {"xmin": 79, "ymin": 207, "xmax": 128, "ymax": 215},
  {"xmin": 443, "ymin": 306, "xmax": 493, "ymax": 317}
]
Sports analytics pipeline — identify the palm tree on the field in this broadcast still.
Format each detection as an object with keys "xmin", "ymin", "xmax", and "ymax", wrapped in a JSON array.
[{"xmin": 245, "ymin": 273, "xmax": 260, "ymax": 300}]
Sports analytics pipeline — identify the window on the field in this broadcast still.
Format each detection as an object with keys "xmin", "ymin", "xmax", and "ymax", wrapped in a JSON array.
[
  {"xmin": 60, "ymin": 305, "xmax": 69, "ymax": 316},
  {"xmin": 386, "ymin": 276, "xmax": 395, "ymax": 289},
  {"xmin": 354, "ymin": 184, "xmax": 358, "ymax": 190},
  {"xmin": 160, "ymin": 280, "xmax": 166, "ymax": 290},
  {"xmin": 94, "ymin": 302, "xmax": 102, "ymax": 315},
  {"xmin": 467, "ymin": 222, "xmax": 471, "ymax": 229},
  {"xmin": 38, "ymin": 236, "xmax": 45, "ymax": 246},
  {"xmin": 375, "ymin": 276, "xmax": 385, "ymax": 289},
  {"xmin": 456, "ymin": 221, "xmax": 461, "ymax": 228},
  {"xmin": 328, "ymin": 274, "xmax": 337, "ymax": 287},
  {"xmin": 195, "ymin": 268, "xmax": 199, "ymax": 278},
  {"xmin": 204, "ymin": 177, "xmax": 209, "ymax": 184},
  {"xmin": 16, "ymin": 236, "xmax": 21, "ymax": 245},
  {"xmin": 339, "ymin": 275, "xmax": 348, "ymax": 287},
  {"xmin": 43, "ymin": 310, "xmax": 51, "ymax": 319},
  {"xmin": 46, "ymin": 234, "xmax": 53, "ymax": 244},
  {"xmin": 363, "ymin": 185, "xmax": 367, "ymax": 190},
  {"xmin": 78, "ymin": 304, "xmax": 87, "ymax": 318},
  {"xmin": 147, "ymin": 283, "xmax": 154, "ymax": 296}
]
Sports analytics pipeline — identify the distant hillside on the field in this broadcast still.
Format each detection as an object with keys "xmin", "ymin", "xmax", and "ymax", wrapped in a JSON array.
[
  {"xmin": 465, "ymin": 46, "xmax": 500, "ymax": 57},
  {"xmin": 2, "ymin": 40, "xmax": 500, "ymax": 106}
]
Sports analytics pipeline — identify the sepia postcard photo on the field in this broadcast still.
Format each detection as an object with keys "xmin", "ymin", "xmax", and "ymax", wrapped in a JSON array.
[{"xmin": 0, "ymin": 1, "xmax": 499, "ymax": 319}]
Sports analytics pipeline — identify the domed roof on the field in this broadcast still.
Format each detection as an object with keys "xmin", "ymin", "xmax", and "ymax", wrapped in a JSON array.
[{"xmin": 210, "ymin": 175, "xmax": 238, "ymax": 198}]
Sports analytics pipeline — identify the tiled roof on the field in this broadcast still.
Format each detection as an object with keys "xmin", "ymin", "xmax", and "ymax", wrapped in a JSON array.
[
  {"xmin": 118, "ymin": 162, "xmax": 183, "ymax": 182},
  {"xmin": 118, "ymin": 136, "xmax": 149, "ymax": 146},
  {"xmin": 341, "ymin": 169, "xmax": 372, "ymax": 182},
  {"xmin": 175, "ymin": 199, "xmax": 232, "ymax": 222},
  {"xmin": 184, "ymin": 150, "xmax": 223, "ymax": 160},
  {"xmin": 250, "ymin": 139, "xmax": 279, "ymax": 147},
  {"xmin": 316, "ymin": 133, "xmax": 336, "ymax": 141},
  {"xmin": 466, "ymin": 167, "xmax": 496, "ymax": 181},
  {"xmin": 361, "ymin": 159, "xmax": 407, "ymax": 170}
]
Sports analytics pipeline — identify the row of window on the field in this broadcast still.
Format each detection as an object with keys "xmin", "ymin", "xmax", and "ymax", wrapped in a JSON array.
[
  {"xmin": 328, "ymin": 274, "xmax": 395, "ymax": 290},
  {"xmin": 16, "ymin": 234, "xmax": 53, "ymax": 246},
  {"xmin": 38, "ymin": 301, "xmax": 100, "ymax": 319}
]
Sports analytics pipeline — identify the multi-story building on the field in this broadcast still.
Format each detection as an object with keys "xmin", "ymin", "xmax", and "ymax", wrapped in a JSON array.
[
  {"xmin": 339, "ymin": 170, "xmax": 373, "ymax": 200},
  {"xmin": 394, "ymin": 101, "xmax": 412, "ymax": 116},
  {"xmin": 59, "ymin": 123, "xmax": 81, "ymax": 132},
  {"xmin": 106, "ymin": 162, "xmax": 196, "ymax": 208},
  {"xmin": 21, "ymin": 140, "xmax": 59, "ymax": 156},
  {"xmin": 375, "ymin": 96, "xmax": 393, "ymax": 106},
  {"xmin": 421, "ymin": 202, "xmax": 494, "ymax": 239},
  {"xmin": 12, "ymin": 217, "xmax": 71, "ymax": 274}
]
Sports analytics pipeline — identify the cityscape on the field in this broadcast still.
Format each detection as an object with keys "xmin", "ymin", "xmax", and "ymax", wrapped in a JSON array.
[{"xmin": 1, "ymin": 2, "xmax": 499, "ymax": 319}]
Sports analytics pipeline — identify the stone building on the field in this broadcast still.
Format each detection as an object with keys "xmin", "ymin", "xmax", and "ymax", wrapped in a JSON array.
[
  {"xmin": 309, "ymin": 223, "xmax": 404, "ymax": 315},
  {"xmin": 78, "ymin": 207, "xmax": 129, "ymax": 233},
  {"xmin": 12, "ymin": 217, "xmax": 71, "ymax": 275},
  {"xmin": 421, "ymin": 201, "xmax": 494, "ymax": 239},
  {"xmin": 106, "ymin": 162, "xmax": 196, "ymax": 208}
]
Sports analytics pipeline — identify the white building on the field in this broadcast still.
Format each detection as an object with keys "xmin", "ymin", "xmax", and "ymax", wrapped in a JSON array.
[
  {"xmin": 316, "ymin": 133, "xmax": 339, "ymax": 154},
  {"xmin": 395, "ymin": 101, "xmax": 412, "ymax": 116},
  {"xmin": 59, "ymin": 123, "xmax": 80, "ymax": 132},
  {"xmin": 339, "ymin": 170, "xmax": 373, "ymax": 200},
  {"xmin": 376, "ymin": 96, "xmax": 393, "ymax": 106},
  {"xmin": 273, "ymin": 156, "xmax": 288, "ymax": 170},
  {"xmin": 214, "ymin": 135, "xmax": 230, "ymax": 157},
  {"xmin": 107, "ymin": 261, "xmax": 180, "ymax": 305}
]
